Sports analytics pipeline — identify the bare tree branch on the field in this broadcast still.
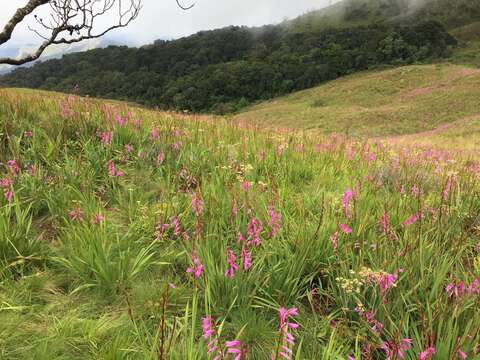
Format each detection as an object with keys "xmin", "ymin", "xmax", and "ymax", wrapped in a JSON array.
[
  {"xmin": 0, "ymin": 0, "xmax": 196, "ymax": 66},
  {"xmin": 0, "ymin": 0, "xmax": 50, "ymax": 45}
]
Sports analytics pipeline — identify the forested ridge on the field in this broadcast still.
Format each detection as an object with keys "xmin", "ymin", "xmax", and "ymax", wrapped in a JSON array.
[{"xmin": 0, "ymin": 0, "xmax": 468, "ymax": 113}]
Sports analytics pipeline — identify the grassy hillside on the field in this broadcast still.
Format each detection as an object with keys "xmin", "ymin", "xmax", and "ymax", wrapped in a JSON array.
[
  {"xmin": 0, "ymin": 88, "xmax": 479, "ymax": 358},
  {"xmin": 232, "ymin": 63, "xmax": 480, "ymax": 142}
]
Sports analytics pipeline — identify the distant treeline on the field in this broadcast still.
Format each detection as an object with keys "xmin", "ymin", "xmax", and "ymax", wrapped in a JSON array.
[{"xmin": 0, "ymin": 20, "xmax": 456, "ymax": 113}]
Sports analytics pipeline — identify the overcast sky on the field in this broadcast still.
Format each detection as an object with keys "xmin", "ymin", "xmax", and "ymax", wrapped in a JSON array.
[{"xmin": 1, "ymin": 0, "xmax": 335, "ymax": 48}]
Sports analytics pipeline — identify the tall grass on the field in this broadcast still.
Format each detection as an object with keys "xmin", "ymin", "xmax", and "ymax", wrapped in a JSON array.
[{"xmin": 0, "ymin": 88, "xmax": 479, "ymax": 359}]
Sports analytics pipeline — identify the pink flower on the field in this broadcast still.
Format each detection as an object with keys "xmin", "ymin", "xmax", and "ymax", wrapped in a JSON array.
[
  {"xmin": 7, "ymin": 160, "xmax": 20, "ymax": 176},
  {"xmin": 342, "ymin": 189, "xmax": 354, "ymax": 218},
  {"xmin": 69, "ymin": 207, "xmax": 84, "ymax": 223},
  {"xmin": 419, "ymin": 347, "xmax": 435, "ymax": 360},
  {"xmin": 225, "ymin": 247, "xmax": 239, "ymax": 278},
  {"xmin": 115, "ymin": 115, "xmax": 126, "ymax": 126},
  {"xmin": 241, "ymin": 181, "xmax": 251, "ymax": 192},
  {"xmin": 94, "ymin": 214, "xmax": 105, "ymax": 224},
  {"xmin": 241, "ymin": 245, "xmax": 252, "ymax": 271},
  {"xmin": 151, "ymin": 127, "xmax": 159, "ymax": 140},
  {"xmin": 379, "ymin": 273, "xmax": 398, "ymax": 295},
  {"xmin": 156, "ymin": 151, "xmax": 165, "ymax": 165},
  {"xmin": 247, "ymin": 217, "xmax": 263, "ymax": 246},
  {"xmin": 446, "ymin": 282, "xmax": 466, "ymax": 298},
  {"xmin": 202, "ymin": 317, "xmax": 219, "ymax": 356},
  {"xmin": 23, "ymin": 131, "xmax": 33, "ymax": 137},
  {"xmin": 124, "ymin": 144, "xmax": 134, "ymax": 153},
  {"xmin": 97, "ymin": 130, "xmax": 113, "ymax": 146},
  {"xmin": 186, "ymin": 254, "xmax": 204, "ymax": 279},
  {"xmin": 107, "ymin": 160, "xmax": 124, "ymax": 177},
  {"xmin": 191, "ymin": 192, "xmax": 205, "ymax": 217},
  {"xmin": 225, "ymin": 340, "xmax": 243, "ymax": 360},
  {"xmin": 403, "ymin": 213, "xmax": 420, "ymax": 226},
  {"xmin": 268, "ymin": 206, "xmax": 282, "ymax": 237},
  {"xmin": 381, "ymin": 338, "xmax": 413, "ymax": 359},
  {"xmin": 171, "ymin": 216, "xmax": 181, "ymax": 236},
  {"xmin": 468, "ymin": 278, "xmax": 480, "ymax": 295},
  {"xmin": 202, "ymin": 316, "xmax": 216, "ymax": 339},
  {"xmin": 4, "ymin": 189, "xmax": 13, "ymax": 203},
  {"xmin": 275, "ymin": 307, "xmax": 299, "ymax": 360},
  {"xmin": 457, "ymin": 349, "xmax": 467, "ymax": 359},
  {"xmin": 339, "ymin": 223, "xmax": 352, "ymax": 234},
  {"xmin": 411, "ymin": 184, "xmax": 419, "ymax": 196},
  {"xmin": 330, "ymin": 231, "xmax": 339, "ymax": 251}
]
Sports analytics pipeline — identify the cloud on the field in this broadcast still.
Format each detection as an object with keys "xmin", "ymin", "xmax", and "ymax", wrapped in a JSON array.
[{"xmin": 1, "ymin": 0, "xmax": 335, "ymax": 49}]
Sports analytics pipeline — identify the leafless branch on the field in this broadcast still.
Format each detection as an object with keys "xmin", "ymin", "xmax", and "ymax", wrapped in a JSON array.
[{"xmin": 0, "ymin": 0, "xmax": 197, "ymax": 66}]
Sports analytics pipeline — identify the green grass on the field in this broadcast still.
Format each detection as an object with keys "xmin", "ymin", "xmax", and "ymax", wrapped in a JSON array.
[
  {"xmin": 232, "ymin": 63, "xmax": 480, "ymax": 140},
  {"xmin": 0, "ymin": 88, "xmax": 479, "ymax": 359}
]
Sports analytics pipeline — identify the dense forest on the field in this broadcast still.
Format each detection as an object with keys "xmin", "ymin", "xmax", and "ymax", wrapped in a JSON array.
[{"xmin": 0, "ymin": 3, "xmax": 460, "ymax": 113}]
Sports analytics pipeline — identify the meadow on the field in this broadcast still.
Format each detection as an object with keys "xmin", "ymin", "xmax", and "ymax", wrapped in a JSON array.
[
  {"xmin": 0, "ymin": 88, "xmax": 479, "ymax": 359},
  {"xmin": 232, "ymin": 64, "xmax": 480, "ymax": 143}
]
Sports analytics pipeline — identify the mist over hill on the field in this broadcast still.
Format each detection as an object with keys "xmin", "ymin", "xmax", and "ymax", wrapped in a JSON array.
[{"xmin": 0, "ymin": 0, "xmax": 476, "ymax": 113}]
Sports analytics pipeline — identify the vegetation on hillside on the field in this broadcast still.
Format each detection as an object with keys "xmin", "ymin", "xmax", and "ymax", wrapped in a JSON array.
[
  {"xmin": 232, "ymin": 63, "xmax": 480, "ymax": 142},
  {"xmin": 0, "ymin": 18, "xmax": 455, "ymax": 114},
  {"xmin": 0, "ymin": 89, "xmax": 479, "ymax": 359}
]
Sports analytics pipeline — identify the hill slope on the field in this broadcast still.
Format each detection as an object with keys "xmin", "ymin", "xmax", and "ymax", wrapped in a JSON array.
[{"xmin": 232, "ymin": 63, "xmax": 480, "ymax": 143}]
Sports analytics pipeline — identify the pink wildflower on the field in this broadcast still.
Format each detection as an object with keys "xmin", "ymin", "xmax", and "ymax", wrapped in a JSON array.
[
  {"xmin": 419, "ymin": 347, "xmax": 436, "ymax": 360},
  {"xmin": 191, "ymin": 192, "xmax": 205, "ymax": 217},
  {"xmin": 68, "ymin": 207, "xmax": 84, "ymax": 223},
  {"xmin": 355, "ymin": 307, "xmax": 383, "ymax": 334},
  {"xmin": 379, "ymin": 273, "xmax": 398, "ymax": 296},
  {"xmin": 247, "ymin": 217, "xmax": 263, "ymax": 246},
  {"xmin": 339, "ymin": 223, "xmax": 352, "ymax": 234},
  {"xmin": 268, "ymin": 206, "xmax": 282, "ymax": 237},
  {"xmin": 156, "ymin": 151, "xmax": 165, "ymax": 165},
  {"xmin": 97, "ymin": 130, "xmax": 113, "ymax": 146},
  {"xmin": 186, "ymin": 254, "xmax": 204, "ymax": 279},
  {"xmin": 446, "ymin": 282, "xmax": 466, "ymax": 299},
  {"xmin": 107, "ymin": 160, "xmax": 124, "ymax": 177},
  {"xmin": 171, "ymin": 217, "xmax": 181, "ymax": 236},
  {"xmin": 225, "ymin": 340, "xmax": 242, "ymax": 360},
  {"xmin": 7, "ymin": 160, "xmax": 20, "ymax": 176},
  {"xmin": 225, "ymin": 247, "xmax": 239, "ymax": 278},
  {"xmin": 24, "ymin": 131, "xmax": 33, "ymax": 137},
  {"xmin": 202, "ymin": 317, "xmax": 219, "ymax": 356},
  {"xmin": 403, "ymin": 213, "xmax": 420, "ymax": 226},
  {"xmin": 381, "ymin": 338, "xmax": 413, "ymax": 360},
  {"xmin": 94, "ymin": 213, "xmax": 105, "ymax": 224},
  {"xmin": 115, "ymin": 115, "xmax": 126, "ymax": 127},
  {"xmin": 241, "ymin": 181, "xmax": 251, "ymax": 192},
  {"xmin": 457, "ymin": 349, "xmax": 467, "ymax": 359},
  {"xmin": 151, "ymin": 127, "xmax": 159, "ymax": 140},
  {"xmin": 330, "ymin": 231, "xmax": 339, "ymax": 251},
  {"xmin": 468, "ymin": 278, "xmax": 480, "ymax": 295},
  {"xmin": 241, "ymin": 245, "xmax": 252, "ymax": 271},
  {"xmin": 275, "ymin": 307, "xmax": 299, "ymax": 360},
  {"xmin": 342, "ymin": 189, "xmax": 354, "ymax": 218},
  {"xmin": 124, "ymin": 144, "xmax": 134, "ymax": 153},
  {"xmin": 4, "ymin": 189, "xmax": 13, "ymax": 203},
  {"xmin": 411, "ymin": 184, "xmax": 419, "ymax": 196}
]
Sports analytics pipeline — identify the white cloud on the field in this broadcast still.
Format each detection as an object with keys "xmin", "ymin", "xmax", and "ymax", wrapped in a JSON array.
[{"xmin": 1, "ymin": 0, "xmax": 335, "ymax": 49}]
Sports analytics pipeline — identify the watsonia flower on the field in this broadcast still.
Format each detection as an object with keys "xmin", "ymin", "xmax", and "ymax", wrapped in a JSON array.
[
  {"xmin": 419, "ymin": 347, "xmax": 435, "ymax": 360},
  {"xmin": 186, "ymin": 254, "xmax": 204, "ymax": 279},
  {"xmin": 225, "ymin": 247, "xmax": 239, "ymax": 278}
]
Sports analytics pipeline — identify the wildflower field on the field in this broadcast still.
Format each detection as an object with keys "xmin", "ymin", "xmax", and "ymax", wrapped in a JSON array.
[{"xmin": 0, "ymin": 89, "xmax": 479, "ymax": 359}]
